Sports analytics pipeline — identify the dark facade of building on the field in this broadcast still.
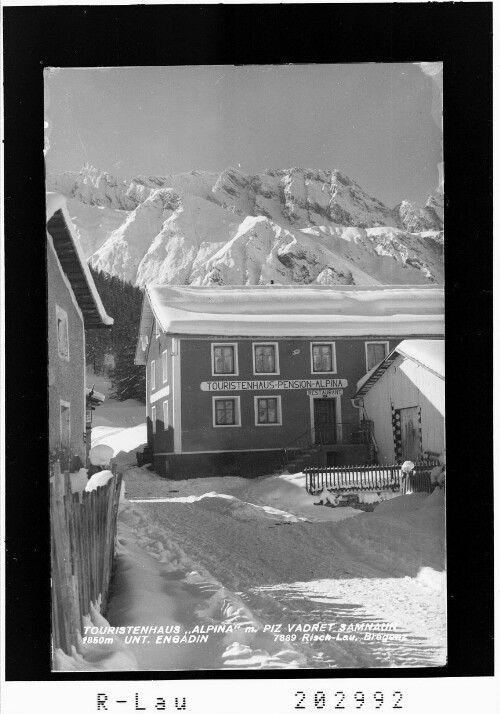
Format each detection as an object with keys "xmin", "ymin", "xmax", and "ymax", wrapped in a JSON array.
[
  {"xmin": 136, "ymin": 285, "xmax": 444, "ymax": 478},
  {"xmin": 47, "ymin": 193, "xmax": 113, "ymax": 469}
]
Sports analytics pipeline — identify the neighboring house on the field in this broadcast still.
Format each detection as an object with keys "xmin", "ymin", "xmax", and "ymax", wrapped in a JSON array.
[
  {"xmin": 47, "ymin": 193, "xmax": 113, "ymax": 469},
  {"xmin": 135, "ymin": 285, "xmax": 444, "ymax": 477},
  {"xmin": 353, "ymin": 340, "xmax": 445, "ymax": 464}
]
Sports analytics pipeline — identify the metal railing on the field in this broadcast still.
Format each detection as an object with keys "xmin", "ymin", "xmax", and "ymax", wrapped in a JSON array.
[
  {"xmin": 282, "ymin": 422, "xmax": 374, "ymax": 469},
  {"xmin": 305, "ymin": 460, "xmax": 440, "ymax": 495},
  {"xmin": 283, "ymin": 422, "xmax": 372, "ymax": 451}
]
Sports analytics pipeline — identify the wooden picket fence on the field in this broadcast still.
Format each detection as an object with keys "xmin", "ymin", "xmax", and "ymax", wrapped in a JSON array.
[
  {"xmin": 50, "ymin": 463, "xmax": 122, "ymax": 656},
  {"xmin": 305, "ymin": 461, "xmax": 440, "ymax": 496}
]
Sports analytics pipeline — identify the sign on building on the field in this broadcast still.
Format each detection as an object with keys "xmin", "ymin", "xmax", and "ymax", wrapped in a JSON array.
[{"xmin": 200, "ymin": 378, "xmax": 348, "ymax": 392}]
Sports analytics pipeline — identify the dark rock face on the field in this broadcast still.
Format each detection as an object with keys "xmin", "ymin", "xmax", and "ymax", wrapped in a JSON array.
[{"xmin": 394, "ymin": 198, "xmax": 444, "ymax": 233}]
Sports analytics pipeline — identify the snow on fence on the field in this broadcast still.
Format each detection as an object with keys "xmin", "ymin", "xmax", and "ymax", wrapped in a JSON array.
[
  {"xmin": 305, "ymin": 461, "xmax": 440, "ymax": 496},
  {"xmin": 50, "ymin": 462, "xmax": 122, "ymax": 656}
]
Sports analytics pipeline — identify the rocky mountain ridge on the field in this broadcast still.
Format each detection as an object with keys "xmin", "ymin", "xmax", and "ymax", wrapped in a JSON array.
[{"xmin": 47, "ymin": 164, "xmax": 444, "ymax": 287}]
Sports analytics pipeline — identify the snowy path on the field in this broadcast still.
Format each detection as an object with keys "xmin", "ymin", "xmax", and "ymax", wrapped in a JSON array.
[{"xmin": 102, "ymin": 467, "xmax": 446, "ymax": 671}]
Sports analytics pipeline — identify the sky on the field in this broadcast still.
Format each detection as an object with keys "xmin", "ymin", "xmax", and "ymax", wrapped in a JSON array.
[{"xmin": 45, "ymin": 63, "xmax": 442, "ymax": 207}]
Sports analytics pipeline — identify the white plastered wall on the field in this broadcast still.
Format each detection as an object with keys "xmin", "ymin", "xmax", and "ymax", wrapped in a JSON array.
[{"xmin": 363, "ymin": 354, "xmax": 445, "ymax": 463}]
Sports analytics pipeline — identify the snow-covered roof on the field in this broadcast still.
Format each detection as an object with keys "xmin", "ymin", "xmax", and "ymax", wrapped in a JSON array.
[
  {"xmin": 396, "ymin": 339, "xmax": 444, "ymax": 378},
  {"xmin": 135, "ymin": 285, "xmax": 444, "ymax": 365},
  {"xmin": 355, "ymin": 339, "xmax": 444, "ymax": 396},
  {"xmin": 47, "ymin": 193, "xmax": 114, "ymax": 328},
  {"xmin": 86, "ymin": 387, "xmax": 105, "ymax": 403}
]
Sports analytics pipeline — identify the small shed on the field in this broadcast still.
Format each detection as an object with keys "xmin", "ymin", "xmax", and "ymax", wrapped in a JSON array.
[
  {"xmin": 354, "ymin": 340, "xmax": 444, "ymax": 464},
  {"xmin": 47, "ymin": 193, "xmax": 113, "ymax": 470}
]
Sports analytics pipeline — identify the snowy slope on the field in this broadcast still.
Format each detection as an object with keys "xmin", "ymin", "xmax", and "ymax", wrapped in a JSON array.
[
  {"xmin": 47, "ymin": 165, "xmax": 444, "ymax": 287},
  {"xmin": 66, "ymin": 198, "xmax": 128, "ymax": 256},
  {"xmin": 56, "ymin": 467, "xmax": 445, "ymax": 671}
]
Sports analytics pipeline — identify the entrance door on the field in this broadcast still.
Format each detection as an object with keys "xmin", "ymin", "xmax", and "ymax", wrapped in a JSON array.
[
  {"xmin": 314, "ymin": 399, "xmax": 337, "ymax": 444},
  {"xmin": 400, "ymin": 407, "xmax": 421, "ymax": 462}
]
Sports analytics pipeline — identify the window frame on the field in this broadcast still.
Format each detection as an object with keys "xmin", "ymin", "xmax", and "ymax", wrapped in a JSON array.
[
  {"xmin": 162, "ymin": 400, "xmax": 169, "ymax": 430},
  {"xmin": 212, "ymin": 396, "xmax": 241, "ymax": 428},
  {"xmin": 150, "ymin": 359, "xmax": 156, "ymax": 391},
  {"xmin": 55, "ymin": 304, "xmax": 70, "ymax": 361},
  {"xmin": 211, "ymin": 342, "xmax": 239, "ymax": 377},
  {"xmin": 162, "ymin": 349, "xmax": 169, "ymax": 384},
  {"xmin": 310, "ymin": 341, "xmax": 337, "ymax": 374},
  {"xmin": 254, "ymin": 395, "xmax": 282, "ymax": 427},
  {"xmin": 60, "ymin": 399, "xmax": 71, "ymax": 448},
  {"xmin": 252, "ymin": 341, "xmax": 280, "ymax": 376},
  {"xmin": 365, "ymin": 341, "xmax": 390, "ymax": 372},
  {"xmin": 151, "ymin": 405, "xmax": 157, "ymax": 434}
]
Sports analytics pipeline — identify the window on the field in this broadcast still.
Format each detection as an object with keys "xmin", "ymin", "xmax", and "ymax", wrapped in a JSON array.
[
  {"xmin": 212, "ymin": 343, "xmax": 238, "ymax": 376},
  {"xmin": 151, "ymin": 405, "xmax": 157, "ymax": 434},
  {"xmin": 150, "ymin": 360, "xmax": 156, "ymax": 391},
  {"xmin": 253, "ymin": 342, "xmax": 279, "ymax": 375},
  {"xmin": 213, "ymin": 397, "xmax": 241, "ymax": 427},
  {"xmin": 365, "ymin": 341, "xmax": 389, "ymax": 371},
  {"xmin": 255, "ymin": 396, "xmax": 282, "ymax": 426},
  {"xmin": 163, "ymin": 400, "xmax": 169, "ymax": 429},
  {"xmin": 162, "ymin": 350, "xmax": 168, "ymax": 383},
  {"xmin": 311, "ymin": 342, "xmax": 336, "ymax": 373},
  {"xmin": 155, "ymin": 320, "xmax": 160, "ymax": 339},
  {"xmin": 60, "ymin": 401, "xmax": 70, "ymax": 448},
  {"xmin": 56, "ymin": 305, "xmax": 69, "ymax": 361}
]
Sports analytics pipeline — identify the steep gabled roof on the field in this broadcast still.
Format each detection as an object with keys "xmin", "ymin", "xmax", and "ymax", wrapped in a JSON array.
[
  {"xmin": 47, "ymin": 193, "xmax": 114, "ymax": 329},
  {"xmin": 135, "ymin": 285, "xmax": 444, "ymax": 365},
  {"xmin": 354, "ymin": 339, "xmax": 445, "ymax": 397}
]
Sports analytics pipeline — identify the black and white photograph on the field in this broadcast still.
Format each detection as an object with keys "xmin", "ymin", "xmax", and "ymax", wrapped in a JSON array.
[
  {"xmin": 2, "ymin": 3, "xmax": 494, "ymax": 711},
  {"xmin": 45, "ymin": 62, "xmax": 446, "ymax": 672}
]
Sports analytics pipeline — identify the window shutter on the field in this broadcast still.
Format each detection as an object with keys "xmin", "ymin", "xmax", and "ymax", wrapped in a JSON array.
[
  {"xmin": 264, "ymin": 345, "xmax": 275, "ymax": 372},
  {"xmin": 223, "ymin": 347, "xmax": 234, "ymax": 373},
  {"xmin": 321, "ymin": 345, "xmax": 332, "ymax": 371},
  {"xmin": 267, "ymin": 398, "xmax": 277, "ymax": 423},
  {"xmin": 255, "ymin": 346, "xmax": 265, "ymax": 373}
]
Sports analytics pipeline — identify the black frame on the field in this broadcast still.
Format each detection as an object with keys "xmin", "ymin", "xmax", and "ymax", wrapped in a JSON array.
[{"xmin": 3, "ymin": 1, "xmax": 493, "ymax": 683}]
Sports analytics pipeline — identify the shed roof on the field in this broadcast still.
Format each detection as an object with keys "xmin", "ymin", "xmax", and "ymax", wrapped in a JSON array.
[
  {"xmin": 135, "ymin": 284, "xmax": 444, "ymax": 365},
  {"xmin": 86, "ymin": 387, "xmax": 105, "ymax": 404},
  {"xmin": 354, "ymin": 339, "xmax": 445, "ymax": 396},
  {"xmin": 47, "ymin": 193, "xmax": 113, "ymax": 329}
]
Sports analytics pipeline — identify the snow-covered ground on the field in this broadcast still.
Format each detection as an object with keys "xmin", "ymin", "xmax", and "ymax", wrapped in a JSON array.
[
  {"xmin": 86, "ymin": 369, "xmax": 147, "ymax": 464},
  {"xmin": 58, "ymin": 414, "xmax": 446, "ymax": 671},
  {"xmin": 57, "ymin": 384, "xmax": 446, "ymax": 671}
]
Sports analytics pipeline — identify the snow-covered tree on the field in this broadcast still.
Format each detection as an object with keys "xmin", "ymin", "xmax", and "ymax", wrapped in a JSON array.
[{"xmin": 86, "ymin": 267, "xmax": 145, "ymax": 401}]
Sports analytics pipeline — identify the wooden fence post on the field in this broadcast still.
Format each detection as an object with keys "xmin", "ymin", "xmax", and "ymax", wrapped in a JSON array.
[
  {"xmin": 304, "ymin": 462, "xmax": 437, "ymax": 497},
  {"xmin": 51, "ymin": 464, "xmax": 123, "ymax": 660}
]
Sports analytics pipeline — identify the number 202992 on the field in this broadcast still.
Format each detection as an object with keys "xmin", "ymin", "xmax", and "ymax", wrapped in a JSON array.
[{"xmin": 294, "ymin": 691, "xmax": 403, "ymax": 710}]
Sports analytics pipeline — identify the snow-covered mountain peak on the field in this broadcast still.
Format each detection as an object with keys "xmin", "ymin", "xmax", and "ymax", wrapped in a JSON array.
[
  {"xmin": 394, "ymin": 196, "xmax": 444, "ymax": 233},
  {"xmin": 48, "ymin": 164, "xmax": 444, "ymax": 288}
]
